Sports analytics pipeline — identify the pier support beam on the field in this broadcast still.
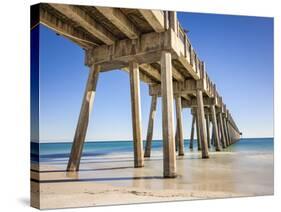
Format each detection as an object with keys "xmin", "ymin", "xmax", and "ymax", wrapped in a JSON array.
[
  {"xmin": 129, "ymin": 61, "xmax": 144, "ymax": 168},
  {"xmin": 218, "ymin": 112, "xmax": 227, "ymax": 148},
  {"xmin": 205, "ymin": 113, "xmax": 211, "ymax": 149},
  {"xmin": 210, "ymin": 105, "xmax": 222, "ymax": 151},
  {"xmin": 175, "ymin": 126, "xmax": 178, "ymax": 151},
  {"xmin": 227, "ymin": 120, "xmax": 232, "ymax": 145},
  {"xmin": 195, "ymin": 111, "xmax": 201, "ymax": 150},
  {"xmin": 196, "ymin": 90, "xmax": 209, "ymax": 158},
  {"xmin": 144, "ymin": 95, "xmax": 157, "ymax": 157},
  {"xmin": 223, "ymin": 116, "xmax": 230, "ymax": 146},
  {"xmin": 175, "ymin": 96, "xmax": 184, "ymax": 156},
  {"xmin": 227, "ymin": 121, "xmax": 232, "ymax": 145},
  {"xmin": 211, "ymin": 126, "xmax": 215, "ymax": 146},
  {"xmin": 67, "ymin": 64, "xmax": 100, "ymax": 171},
  {"xmin": 189, "ymin": 114, "xmax": 195, "ymax": 149},
  {"xmin": 161, "ymin": 51, "xmax": 177, "ymax": 178},
  {"xmin": 217, "ymin": 115, "xmax": 221, "ymax": 144}
]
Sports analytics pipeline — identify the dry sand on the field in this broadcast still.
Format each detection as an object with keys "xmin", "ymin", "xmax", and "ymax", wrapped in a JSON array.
[{"xmin": 31, "ymin": 150, "xmax": 274, "ymax": 209}]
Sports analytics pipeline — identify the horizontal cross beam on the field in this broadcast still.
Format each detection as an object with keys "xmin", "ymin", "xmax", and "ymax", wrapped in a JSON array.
[{"xmin": 85, "ymin": 29, "xmax": 176, "ymax": 70}]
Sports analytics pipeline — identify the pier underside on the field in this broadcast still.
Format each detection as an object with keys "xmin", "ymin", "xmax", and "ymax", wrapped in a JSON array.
[{"xmin": 31, "ymin": 3, "xmax": 241, "ymax": 178}]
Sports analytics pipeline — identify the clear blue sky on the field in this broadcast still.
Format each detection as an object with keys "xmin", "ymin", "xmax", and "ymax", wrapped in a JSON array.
[{"xmin": 37, "ymin": 12, "xmax": 273, "ymax": 141}]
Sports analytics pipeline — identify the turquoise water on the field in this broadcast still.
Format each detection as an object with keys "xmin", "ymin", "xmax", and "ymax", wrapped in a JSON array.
[{"xmin": 31, "ymin": 138, "xmax": 273, "ymax": 163}]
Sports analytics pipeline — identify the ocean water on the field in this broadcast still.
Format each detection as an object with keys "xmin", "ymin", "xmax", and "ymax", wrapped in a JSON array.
[{"xmin": 31, "ymin": 138, "xmax": 273, "ymax": 164}]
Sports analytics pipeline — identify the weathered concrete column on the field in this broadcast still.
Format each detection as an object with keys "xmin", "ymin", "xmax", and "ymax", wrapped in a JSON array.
[
  {"xmin": 196, "ymin": 90, "xmax": 209, "ymax": 158},
  {"xmin": 217, "ymin": 115, "xmax": 221, "ymax": 141},
  {"xmin": 189, "ymin": 114, "xmax": 195, "ymax": 149},
  {"xmin": 211, "ymin": 125, "xmax": 215, "ymax": 146},
  {"xmin": 223, "ymin": 116, "xmax": 230, "ymax": 146},
  {"xmin": 218, "ymin": 112, "xmax": 227, "ymax": 148},
  {"xmin": 175, "ymin": 96, "xmax": 184, "ymax": 156},
  {"xmin": 161, "ymin": 51, "xmax": 176, "ymax": 178},
  {"xmin": 210, "ymin": 105, "xmax": 222, "ymax": 151},
  {"xmin": 226, "ymin": 120, "xmax": 232, "ymax": 145},
  {"xmin": 205, "ymin": 113, "xmax": 211, "ymax": 149},
  {"xmin": 144, "ymin": 95, "xmax": 157, "ymax": 158},
  {"xmin": 227, "ymin": 121, "xmax": 232, "ymax": 145},
  {"xmin": 67, "ymin": 64, "xmax": 100, "ymax": 171},
  {"xmin": 175, "ymin": 123, "xmax": 179, "ymax": 152},
  {"xmin": 228, "ymin": 126, "xmax": 232, "ymax": 144},
  {"xmin": 129, "ymin": 61, "xmax": 144, "ymax": 168},
  {"xmin": 195, "ymin": 111, "xmax": 201, "ymax": 150}
]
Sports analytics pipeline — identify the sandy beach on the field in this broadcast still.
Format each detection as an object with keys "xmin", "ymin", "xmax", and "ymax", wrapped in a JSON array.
[{"xmin": 31, "ymin": 149, "xmax": 273, "ymax": 209}]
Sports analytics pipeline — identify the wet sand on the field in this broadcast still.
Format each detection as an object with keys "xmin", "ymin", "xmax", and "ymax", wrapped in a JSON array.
[{"xmin": 31, "ymin": 150, "xmax": 273, "ymax": 209}]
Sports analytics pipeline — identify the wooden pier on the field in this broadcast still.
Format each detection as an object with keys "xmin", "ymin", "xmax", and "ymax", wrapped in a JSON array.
[{"xmin": 32, "ymin": 3, "xmax": 242, "ymax": 178}]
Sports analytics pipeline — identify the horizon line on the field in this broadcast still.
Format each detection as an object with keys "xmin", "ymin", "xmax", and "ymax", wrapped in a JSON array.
[{"xmin": 32, "ymin": 136, "xmax": 274, "ymax": 143}]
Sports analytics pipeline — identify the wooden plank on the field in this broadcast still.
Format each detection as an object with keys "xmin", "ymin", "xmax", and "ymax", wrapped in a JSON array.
[
  {"xmin": 96, "ymin": 7, "xmax": 139, "ymax": 39},
  {"xmin": 49, "ymin": 4, "xmax": 116, "ymax": 45},
  {"xmin": 129, "ymin": 62, "xmax": 144, "ymax": 167},
  {"xmin": 139, "ymin": 9, "xmax": 165, "ymax": 32},
  {"xmin": 144, "ymin": 95, "xmax": 157, "ymax": 157},
  {"xmin": 161, "ymin": 51, "xmax": 176, "ymax": 178},
  {"xmin": 175, "ymin": 96, "xmax": 184, "ymax": 156},
  {"xmin": 196, "ymin": 89, "xmax": 209, "ymax": 158},
  {"xmin": 67, "ymin": 65, "xmax": 100, "ymax": 171}
]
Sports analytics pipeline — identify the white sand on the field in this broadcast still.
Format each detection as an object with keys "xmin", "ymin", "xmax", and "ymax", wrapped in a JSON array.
[{"xmin": 31, "ymin": 150, "xmax": 274, "ymax": 209}]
